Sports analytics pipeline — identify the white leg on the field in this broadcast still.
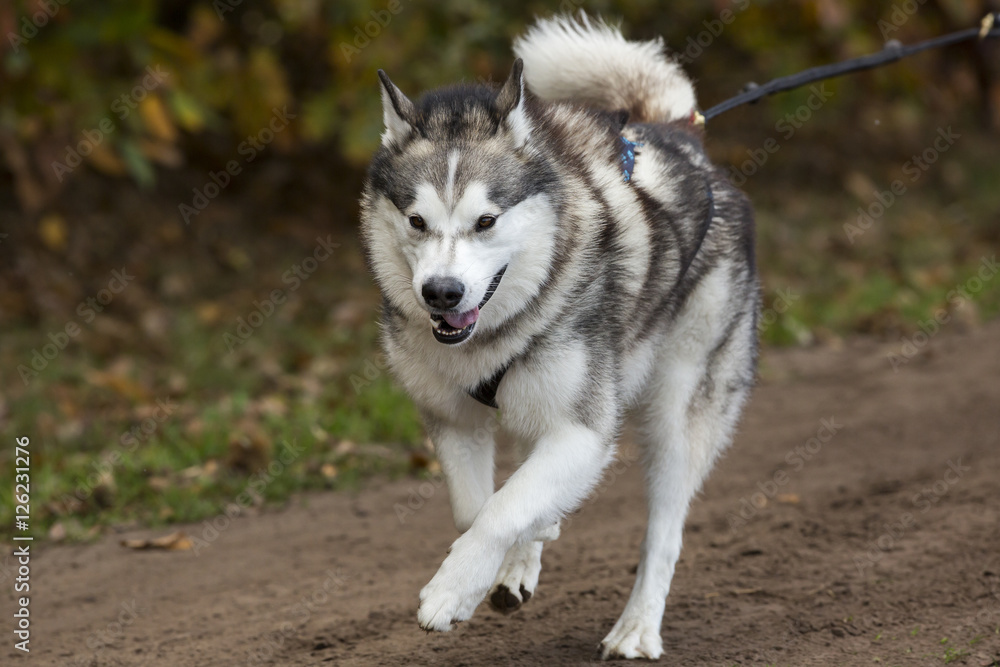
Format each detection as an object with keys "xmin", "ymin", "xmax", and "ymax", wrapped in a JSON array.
[
  {"xmin": 426, "ymin": 417, "xmax": 496, "ymax": 533},
  {"xmin": 602, "ymin": 267, "xmax": 757, "ymax": 660},
  {"xmin": 488, "ymin": 521, "xmax": 561, "ymax": 612},
  {"xmin": 600, "ymin": 405, "xmax": 699, "ymax": 659},
  {"xmin": 600, "ymin": 375, "xmax": 751, "ymax": 658},
  {"xmin": 418, "ymin": 422, "xmax": 612, "ymax": 631}
]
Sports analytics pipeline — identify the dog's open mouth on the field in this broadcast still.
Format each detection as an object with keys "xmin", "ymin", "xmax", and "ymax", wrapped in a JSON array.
[
  {"xmin": 429, "ymin": 265, "xmax": 507, "ymax": 345},
  {"xmin": 430, "ymin": 308, "xmax": 479, "ymax": 343}
]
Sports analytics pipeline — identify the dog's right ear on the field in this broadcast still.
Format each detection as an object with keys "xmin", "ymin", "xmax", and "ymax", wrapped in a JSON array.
[{"xmin": 377, "ymin": 70, "xmax": 416, "ymax": 148}]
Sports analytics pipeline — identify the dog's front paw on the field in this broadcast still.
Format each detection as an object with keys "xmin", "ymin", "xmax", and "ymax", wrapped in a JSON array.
[
  {"xmin": 417, "ymin": 577, "xmax": 477, "ymax": 632},
  {"xmin": 488, "ymin": 540, "xmax": 543, "ymax": 614},
  {"xmin": 417, "ymin": 534, "xmax": 502, "ymax": 631},
  {"xmin": 600, "ymin": 614, "xmax": 663, "ymax": 660}
]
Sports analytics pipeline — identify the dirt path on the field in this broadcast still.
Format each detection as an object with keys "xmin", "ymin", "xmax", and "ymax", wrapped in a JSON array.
[{"xmin": 6, "ymin": 322, "xmax": 1000, "ymax": 667}]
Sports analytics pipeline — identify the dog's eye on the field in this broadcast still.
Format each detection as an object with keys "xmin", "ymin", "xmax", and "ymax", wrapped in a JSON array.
[
  {"xmin": 477, "ymin": 214, "xmax": 497, "ymax": 230},
  {"xmin": 408, "ymin": 214, "xmax": 425, "ymax": 230}
]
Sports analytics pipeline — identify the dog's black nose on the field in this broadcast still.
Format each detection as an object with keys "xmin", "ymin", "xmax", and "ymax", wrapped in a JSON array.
[{"xmin": 422, "ymin": 277, "xmax": 465, "ymax": 309}]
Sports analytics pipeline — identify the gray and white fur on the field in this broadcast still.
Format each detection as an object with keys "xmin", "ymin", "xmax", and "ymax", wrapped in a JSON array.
[{"xmin": 360, "ymin": 14, "xmax": 759, "ymax": 660}]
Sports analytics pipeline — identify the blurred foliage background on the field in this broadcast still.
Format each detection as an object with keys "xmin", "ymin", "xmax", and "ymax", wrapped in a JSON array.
[{"xmin": 0, "ymin": 0, "xmax": 998, "ymax": 541}]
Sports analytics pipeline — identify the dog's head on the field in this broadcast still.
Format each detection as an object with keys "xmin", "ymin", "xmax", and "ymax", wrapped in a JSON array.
[{"xmin": 361, "ymin": 60, "xmax": 559, "ymax": 346}]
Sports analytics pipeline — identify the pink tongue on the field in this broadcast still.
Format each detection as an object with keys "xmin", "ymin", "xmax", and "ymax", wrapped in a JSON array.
[{"xmin": 443, "ymin": 306, "xmax": 479, "ymax": 329}]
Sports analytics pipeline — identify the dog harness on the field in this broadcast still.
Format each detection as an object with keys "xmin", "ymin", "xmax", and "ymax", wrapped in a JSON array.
[
  {"xmin": 467, "ymin": 364, "xmax": 507, "ymax": 409},
  {"xmin": 466, "ymin": 136, "xmax": 715, "ymax": 409},
  {"xmin": 618, "ymin": 137, "xmax": 642, "ymax": 182}
]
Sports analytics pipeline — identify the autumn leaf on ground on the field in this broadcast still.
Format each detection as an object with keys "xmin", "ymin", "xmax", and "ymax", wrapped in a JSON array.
[
  {"xmin": 38, "ymin": 213, "xmax": 67, "ymax": 251},
  {"xmin": 120, "ymin": 531, "xmax": 193, "ymax": 551},
  {"xmin": 86, "ymin": 369, "xmax": 151, "ymax": 402}
]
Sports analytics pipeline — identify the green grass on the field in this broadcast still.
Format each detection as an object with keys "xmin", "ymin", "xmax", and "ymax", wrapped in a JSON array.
[
  {"xmin": 0, "ymin": 304, "xmax": 424, "ymax": 543},
  {"xmin": 942, "ymin": 645, "xmax": 967, "ymax": 664},
  {"xmin": 755, "ymin": 144, "xmax": 1000, "ymax": 346}
]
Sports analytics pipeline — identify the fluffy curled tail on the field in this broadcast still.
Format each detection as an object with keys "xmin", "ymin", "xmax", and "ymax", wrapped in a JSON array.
[{"xmin": 513, "ymin": 14, "xmax": 696, "ymax": 124}]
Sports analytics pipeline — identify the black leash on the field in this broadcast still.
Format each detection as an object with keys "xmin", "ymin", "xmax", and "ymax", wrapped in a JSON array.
[{"xmin": 699, "ymin": 12, "xmax": 999, "ymax": 123}]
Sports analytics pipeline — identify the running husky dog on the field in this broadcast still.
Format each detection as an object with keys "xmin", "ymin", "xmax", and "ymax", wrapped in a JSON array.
[{"xmin": 360, "ymin": 14, "xmax": 758, "ymax": 659}]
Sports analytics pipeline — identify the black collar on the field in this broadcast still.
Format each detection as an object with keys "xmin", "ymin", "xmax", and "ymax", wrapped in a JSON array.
[{"xmin": 467, "ymin": 363, "xmax": 508, "ymax": 409}]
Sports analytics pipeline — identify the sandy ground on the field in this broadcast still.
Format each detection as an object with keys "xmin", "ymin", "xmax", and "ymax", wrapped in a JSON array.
[{"xmin": 4, "ymin": 321, "xmax": 1000, "ymax": 667}]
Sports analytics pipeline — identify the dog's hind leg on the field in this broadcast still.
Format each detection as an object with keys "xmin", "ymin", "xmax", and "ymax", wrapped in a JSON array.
[
  {"xmin": 601, "ymin": 269, "xmax": 757, "ymax": 660},
  {"xmin": 488, "ymin": 539, "xmax": 543, "ymax": 614},
  {"xmin": 489, "ymin": 439, "xmax": 561, "ymax": 614}
]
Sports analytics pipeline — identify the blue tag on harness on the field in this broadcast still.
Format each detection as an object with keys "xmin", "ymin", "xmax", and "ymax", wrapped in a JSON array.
[{"xmin": 619, "ymin": 136, "xmax": 642, "ymax": 183}]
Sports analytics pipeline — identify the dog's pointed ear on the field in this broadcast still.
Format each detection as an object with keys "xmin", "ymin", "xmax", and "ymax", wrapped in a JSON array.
[
  {"xmin": 496, "ymin": 58, "xmax": 531, "ymax": 149},
  {"xmin": 378, "ymin": 69, "xmax": 416, "ymax": 148}
]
